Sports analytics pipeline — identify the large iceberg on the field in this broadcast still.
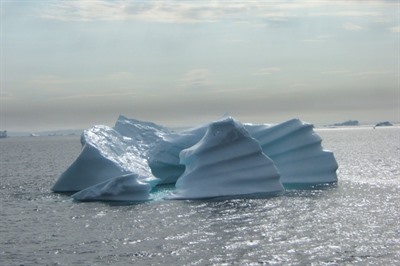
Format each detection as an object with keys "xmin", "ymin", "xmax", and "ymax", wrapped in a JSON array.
[
  {"xmin": 52, "ymin": 116, "xmax": 169, "ymax": 192},
  {"xmin": 148, "ymin": 119, "xmax": 338, "ymax": 188},
  {"xmin": 52, "ymin": 115, "xmax": 338, "ymax": 202},
  {"xmin": 170, "ymin": 118, "xmax": 283, "ymax": 199}
]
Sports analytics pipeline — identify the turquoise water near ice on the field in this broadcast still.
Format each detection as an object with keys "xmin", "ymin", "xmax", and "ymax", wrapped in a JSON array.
[{"xmin": 0, "ymin": 127, "xmax": 399, "ymax": 265}]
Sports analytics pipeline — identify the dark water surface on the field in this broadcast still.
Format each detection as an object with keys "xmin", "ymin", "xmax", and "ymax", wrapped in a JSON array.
[{"xmin": 1, "ymin": 127, "xmax": 399, "ymax": 265}]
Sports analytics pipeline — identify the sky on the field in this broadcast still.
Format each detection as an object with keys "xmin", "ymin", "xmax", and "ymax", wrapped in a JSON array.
[{"xmin": 1, "ymin": 0, "xmax": 399, "ymax": 132}]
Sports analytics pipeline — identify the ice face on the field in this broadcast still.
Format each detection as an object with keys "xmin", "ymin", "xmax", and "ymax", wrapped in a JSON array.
[
  {"xmin": 52, "ymin": 133, "xmax": 130, "ymax": 192},
  {"xmin": 113, "ymin": 115, "xmax": 171, "ymax": 153},
  {"xmin": 148, "ymin": 124, "xmax": 208, "ymax": 184},
  {"xmin": 170, "ymin": 118, "xmax": 284, "ymax": 199},
  {"xmin": 246, "ymin": 119, "xmax": 338, "ymax": 186},
  {"xmin": 71, "ymin": 173, "xmax": 151, "ymax": 202},
  {"xmin": 52, "ymin": 116, "xmax": 169, "ymax": 192},
  {"xmin": 149, "ymin": 119, "xmax": 338, "ymax": 188}
]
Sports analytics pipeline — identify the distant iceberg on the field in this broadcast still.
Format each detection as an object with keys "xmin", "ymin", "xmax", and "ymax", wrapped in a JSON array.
[
  {"xmin": 52, "ymin": 115, "xmax": 338, "ymax": 202},
  {"xmin": 0, "ymin": 130, "xmax": 7, "ymax": 138},
  {"xmin": 331, "ymin": 120, "xmax": 359, "ymax": 126},
  {"xmin": 374, "ymin": 121, "xmax": 393, "ymax": 127}
]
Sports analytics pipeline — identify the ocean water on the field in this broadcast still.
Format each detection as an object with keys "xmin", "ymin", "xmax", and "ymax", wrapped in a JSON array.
[{"xmin": 0, "ymin": 127, "xmax": 399, "ymax": 266}]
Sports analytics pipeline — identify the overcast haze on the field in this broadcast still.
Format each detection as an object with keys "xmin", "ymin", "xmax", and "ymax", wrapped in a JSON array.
[{"xmin": 1, "ymin": 0, "xmax": 399, "ymax": 132}]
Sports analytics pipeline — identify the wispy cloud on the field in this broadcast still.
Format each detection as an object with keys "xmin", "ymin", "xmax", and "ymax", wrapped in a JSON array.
[
  {"xmin": 322, "ymin": 70, "xmax": 352, "ymax": 75},
  {"xmin": 315, "ymin": 11, "xmax": 381, "ymax": 18},
  {"xmin": 348, "ymin": 71, "xmax": 396, "ymax": 79},
  {"xmin": 289, "ymin": 83, "xmax": 312, "ymax": 88},
  {"xmin": 302, "ymin": 34, "xmax": 332, "ymax": 43},
  {"xmin": 57, "ymin": 91, "xmax": 142, "ymax": 100},
  {"xmin": 28, "ymin": 72, "xmax": 134, "ymax": 85},
  {"xmin": 342, "ymin": 22, "xmax": 365, "ymax": 31},
  {"xmin": 24, "ymin": 72, "xmax": 138, "ymax": 97},
  {"xmin": 27, "ymin": 75, "xmax": 70, "ymax": 93},
  {"xmin": 389, "ymin": 26, "xmax": 400, "ymax": 33},
  {"xmin": 41, "ymin": 1, "xmax": 127, "ymax": 22},
  {"xmin": 28, "ymin": 75, "xmax": 69, "ymax": 85},
  {"xmin": 222, "ymin": 38, "xmax": 248, "ymax": 44},
  {"xmin": 39, "ymin": 1, "xmax": 391, "ymax": 23},
  {"xmin": 322, "ymin": 70, "xmax": 396, "ymax": 78},
  {"xmin": 0, "ymin": 92, "xmax": 12, "ymax": 98},
  {"xmin": 180, "ymin": 69, "xmax": 210, "ymax": 89},
  {"xmin": 44, "ymin": 1, "xmax": 287, "ymax": 23},
  {"xmin": 105, "ymin": 72, "xmax": 135, "ymax": 80},
  {"xmin": 253, "ymin": 67, "xmax": 281, "ymax": 76},
  {"xmin": 41, "ymin": 1, "xmax": 263, "ymax": 23}
]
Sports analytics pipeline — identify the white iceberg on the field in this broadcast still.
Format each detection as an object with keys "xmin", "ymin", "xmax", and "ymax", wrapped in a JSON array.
[
  {"xmin": 148, "ymin": 119, "xmax": 338, "ymax": 188},
  {"xmin": 245, "ymin": 119, "xmax": 338, "ymax": 186},
  {"xmin": 71, "ymin": 173, "xmax": 151, "ymax": 202},
  {"xmin": 52, "ymin": 116, "xmax": 168, "ymax": 192},
  {"xmin": 52, "ymin": 115, "xmax": 338, "ymax": 202},
  {"xmin": 170, "ymin": 118, "xmax": 284, "ymax": 199},
  {"xmin": 148, "ymin": 124, "xmax": 207, "ymax": 184}
]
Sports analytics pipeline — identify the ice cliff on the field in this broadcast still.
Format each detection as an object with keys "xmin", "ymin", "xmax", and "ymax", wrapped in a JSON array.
[
  {"xmin": 245, "ymin": 119, "xmax": 338, "ymax": 186},
  {"xmin": 148, "ymin": 124, "xmax": 208, "ymax": 185},
  {"xmin": 52, "ymin": 116, "xmax": 169, "ymax": 192},
  {"xmin": 170, "ymin": 118, "xmax": 283, "ymax": 199},
  {"xmin": 148, "ymin": 119, "xmax": 338, "ymax": 187},
  {"xmin": 52, "ymin": 115, "xmax": 338, "ymax": 202}
]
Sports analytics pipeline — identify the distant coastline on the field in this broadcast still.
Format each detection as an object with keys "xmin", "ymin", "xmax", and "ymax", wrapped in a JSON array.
[
  {"xmin": 5, "ymin": 129, "xmax": 83, "ymax": 137},
  {"xmin": 4, "ymin": 118, "xmax": 400, "ymax": 138}
]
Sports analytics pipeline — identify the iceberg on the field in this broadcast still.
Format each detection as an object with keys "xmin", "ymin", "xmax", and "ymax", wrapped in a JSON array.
[
  {"xmin": 170, "ymin": 118, "xmax": 284, "ymax": 199},
  {"xmin": 148, "ymin": 119, "xmax": 338, "ymax": 187},
  {"xmin": 52, "ymin": 116, "xmax": 169, "ymax": 192},
  {"xmin": 245, "ymin": 119, "xmax": 338, "ymax": 187},
  {"xmin": 52, "ymin": 115, "xmax": 338, "ymax": 202},
  {"xmin": 374, "ymin": 121, "xmax": 393, "ymax": 127},
  {"xmin": 148, "ymin": 124, "xmax": 208, "ymax": 184},
  {"xmin": 71, "ymin": 174, "xmax": 151, "ymax": 202}
]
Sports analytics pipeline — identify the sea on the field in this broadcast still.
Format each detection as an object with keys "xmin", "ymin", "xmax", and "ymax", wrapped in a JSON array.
[{"xmin": 0, "ymin": 126, "xmax": 399, "ymax": 266}]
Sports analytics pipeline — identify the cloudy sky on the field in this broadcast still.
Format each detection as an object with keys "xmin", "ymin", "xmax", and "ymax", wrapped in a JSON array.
[{"xmin": 1, "ymin": 0, "xmax": 399, "ymax": 131}]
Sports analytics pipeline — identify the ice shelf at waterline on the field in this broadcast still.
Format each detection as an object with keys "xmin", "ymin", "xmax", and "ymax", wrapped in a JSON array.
[
  {"xmin": 71, "ymin": 174, "xmax": 152, "ymax": 202},
  {"xmin": 52, "ymin": 115, "xmax": 338, "ymax": 202}
]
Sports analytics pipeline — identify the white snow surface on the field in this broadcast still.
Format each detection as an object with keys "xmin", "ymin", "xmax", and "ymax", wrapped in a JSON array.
[{"xmin": 52, "ymin": 115, "xmax": 338, "ymax": 201}]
